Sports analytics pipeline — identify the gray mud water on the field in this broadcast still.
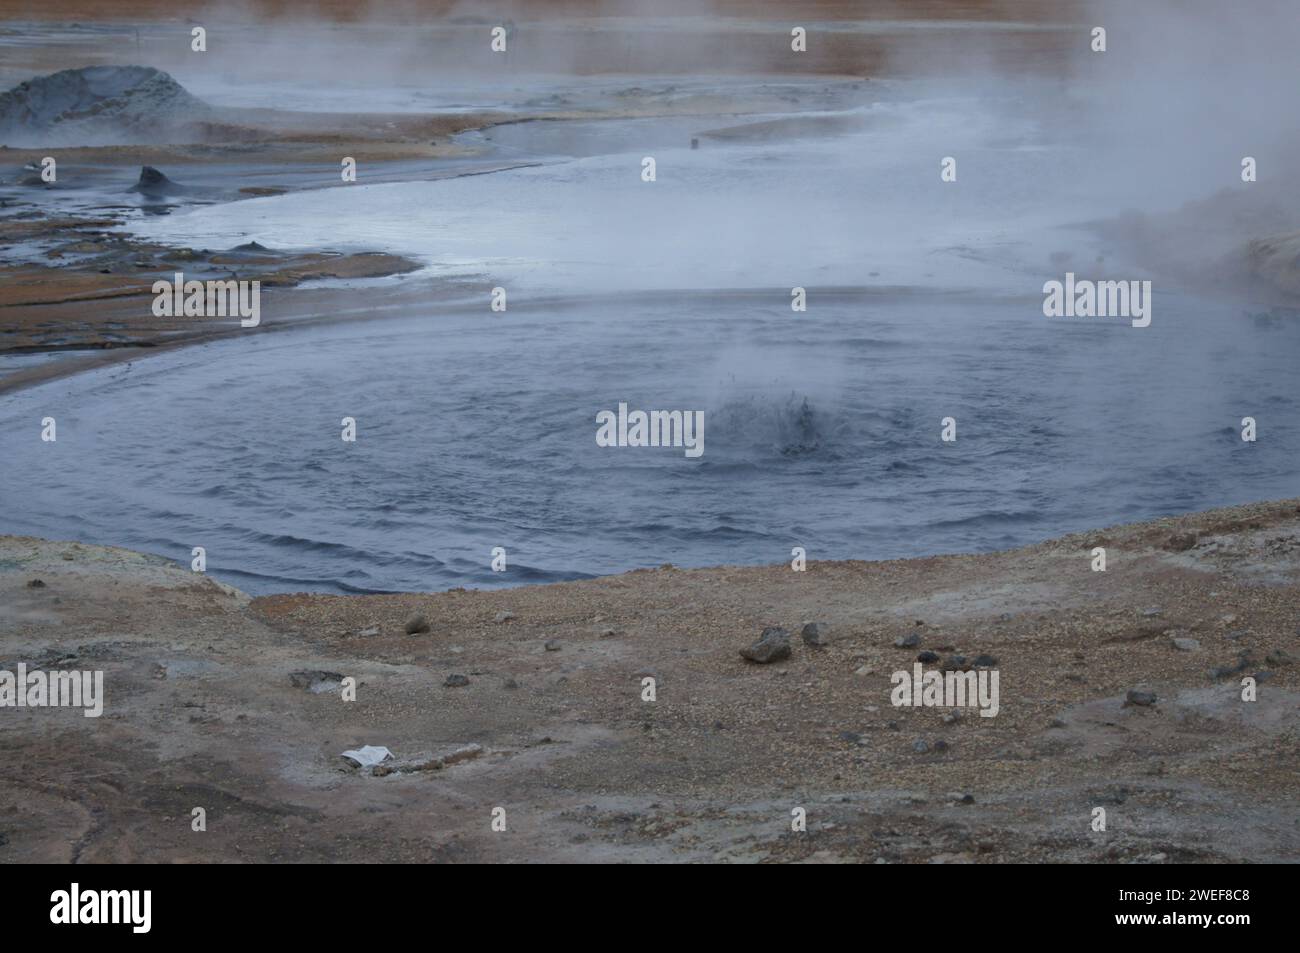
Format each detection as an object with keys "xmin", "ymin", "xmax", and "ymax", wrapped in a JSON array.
[
  {"xmin": 4, "ymin": 69, "xmax": 1297, "ymax": 595},
  {"xmin": 2, "ymin": 287, "xmax": 1296, "ymax": 594}
]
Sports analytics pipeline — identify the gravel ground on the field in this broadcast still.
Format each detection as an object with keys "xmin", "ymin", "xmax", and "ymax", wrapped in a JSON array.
[{"xmin": 1, "ymin": 497, "xmax": 1297, "ymax": 863}]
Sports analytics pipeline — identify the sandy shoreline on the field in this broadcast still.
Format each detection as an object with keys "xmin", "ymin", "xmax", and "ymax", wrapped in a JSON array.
[{"xmin": 2, "ymin": 497, "xmax": 1297, "ymax": 862}]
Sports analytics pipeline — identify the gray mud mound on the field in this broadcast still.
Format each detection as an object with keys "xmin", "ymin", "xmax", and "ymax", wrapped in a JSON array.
[
  {"xmin": 1248, "ymin": 231, "xmax": 1300, "ymax": 296},
  {"xmin": 129, "ymin": 165, "xmax": 184, "ymax": 197},
  {"xmin": 0, "ymin": 66, "xmax": 209, "ymax": 147}
]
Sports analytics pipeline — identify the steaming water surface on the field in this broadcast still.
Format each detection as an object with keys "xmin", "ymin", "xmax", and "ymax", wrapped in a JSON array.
[
  {"xmin": 122, "ymin": 90, "xmax": 1086, "ymax": 294},
  {"xmin": 3, "ymin": 290, "xmax": 1297, "ymax": 594},
  {"xmin": 6, "ymin": 85, "xmax": 1297, "ymax": 594}
]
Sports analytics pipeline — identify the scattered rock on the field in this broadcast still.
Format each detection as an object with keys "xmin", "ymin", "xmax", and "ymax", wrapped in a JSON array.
[
  {"xmin": 442, "ymin": 742, "xmax": 484, "ymax": 766},
  {"xmin": 741, "ymin": 627, "xmax": 791, "ymax": 664},
  {"xmin": 941, "ymin": 655, "xmax": 969, "ymax": 672},
  {"xmin": 971, "ymin": 654, "xmax": 999, "ymax": 667},
  {"xmin": 1265, "ymin": 649, "xmax": 1295, "ymax": 667},
  {"xmin": 1124, "ymin": 689, "xmax": 1157, "ymax": 708},
  {"xmin": 942, "ymin": 711, "xmax": 962, "ymax": 725},
  {"xmin": 912, "ymin": 738, "xmax": 930, "ymax": 753},
  {"xmin": 357, "ymin": 625, "xmax": 380, "ymax": 638},
  {"xmin": 494, "ymin": 611, "xmax": 515, "ymax": 624},
  {"xmin": 544, "ymin": 639, "xmax": 561, "ymax": 652},
  {"xmin": 839, "ymin": 731, "xmax": 862, "ymax": 744},
  {"xmin": 1170, "ymin": 637, "xmax": 1200, "ymax": 652},
  {"xmin": 443, "ymin": 674, "xmax": 470, "ymax": 687},
  {"xmin": 131, "ymin": 165, "xmax": 182, "ymax": 196},
  {"xmin": 894, "ymin": 633, "xmax": 921, "ymax": 649},
  {"xmin": 503, "ymin": 678, "xmax": 519, "ymax": 689},
  {"xmin": 403, "ymin": 613, "xmax": 430, "ymax": 635},
  {"xmin": 25, "ymin": 579, "xmax": 46, "ymax": 589},
  {"xmin": 372, "ymin": 743, "xmax": 484, "ymax": 776},
  {"xmin": 801, "ymin": 622, "xmax": 827, "ymax": 647},
  {"xmin": 917, "ymin": 650, "xmax": 940, "ymax": 663},
  {"xmin": 1165, "ymin": 532, "xmax": 1197, "ymax": 552},
  {"xmin": 1141, "ymin": 606, "xmax": 1163, "ymax": 617},
  {"xmin": 289, "ymin": 670, "xmax": 344, "ymax": 693},
  {"xmin": 853, "ymin": 665, "xmax": 874, "ymax": 677},
  {"xmin": 1209, "ymin": 652, "xmax": 1254, "ymax": 680}
]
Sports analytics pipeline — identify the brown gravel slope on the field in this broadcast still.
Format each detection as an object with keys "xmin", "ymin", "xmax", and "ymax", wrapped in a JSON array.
[{"xmin": 1, "ymin": 497, "xmax": 1296, "ymax": 863}]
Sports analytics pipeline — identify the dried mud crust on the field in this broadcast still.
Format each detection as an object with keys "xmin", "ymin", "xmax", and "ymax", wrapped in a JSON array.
[{"xmin": 1, "ymin": 497, "xmax": 1297, "ymax": 863}]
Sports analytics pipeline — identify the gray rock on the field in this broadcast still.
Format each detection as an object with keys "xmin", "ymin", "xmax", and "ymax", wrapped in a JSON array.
[
  {"xmin": 357, "ymin": 625, "xmax": 380, "ymax": 638},
  {"xmin": 1170, "ymin": 637, "xmax": 1200, "ymax": 652},
  {"xmin": 544, "ymin": 639, "xmax": 561, "ymax": 652},
  {"xmin": 443, "ymin": 674, "xmax": 470, "ymax": 687},
  {"xmin": 288, "ymin": 670, "xmax": 344, "ymax": 693},
  {"xmin": 941, "ymin": 655, "xmax": 970, "ymax": 672},
  {"xmin": 971, "ymin": 654, "xmax": 999, "ymax": 667},
  {"xmin": 801, "ymin": 622, "xmax": 827, "ymax": 647},
  {"xmin": 917, "ymin": 650, "xmax": 940, "ymax": 663},
  {"xmin": 25, "ymin": 578, "xmax": 46, "ymax": 589},
  {"xmin": 1124, "ymin": 689, "xmax": 1157, "ymax": 707},
  {"xmin": 741, "ymin": 627, "xmax": 791, "ymax": 664},
  {"xmin": 1266, "ymin": 649, "xmax": 1295, "ymax": 667},
  {"xmin": 912, "ymin": 738, "xmax": 930, "ymax": 753},
  {"xmin": 1210, "ymin": 652, "xmax": 1254, "ymax": 680},
  {"xmin": 131, "ymin": 165, "xmax": 185, "ymax": 196},
  {"xmin": 894, "ymin": 632, "xmax": 921, "ymax": 649},
  {"xmin": 493, "ymin": 611, "xmax": 514, "ymax": 624},
  {"xmin": 404, "ymin": 614, "xmax": 430, "ymax": 635}
]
